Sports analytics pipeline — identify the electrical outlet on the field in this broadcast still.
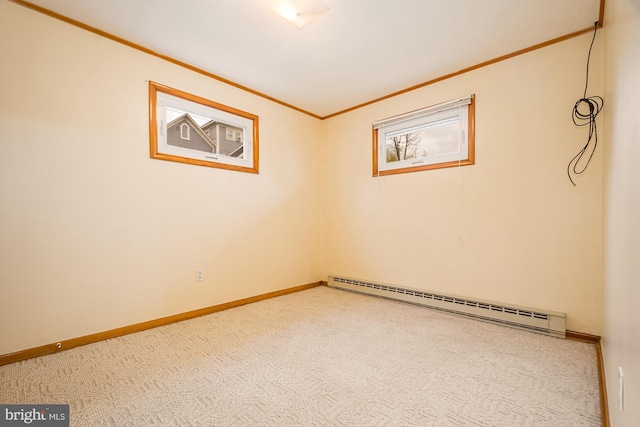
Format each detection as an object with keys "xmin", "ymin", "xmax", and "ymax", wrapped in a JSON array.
[
  {"xmin": 618, "ymin": 366, "xmax": 624, "ymax": 412},
  {"xmin": 195, "ymin": 268, "xmax": 204, "ymax": 282}
]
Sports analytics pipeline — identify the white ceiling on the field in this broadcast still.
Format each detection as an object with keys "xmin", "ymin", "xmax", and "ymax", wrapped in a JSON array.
[{"xmin": 22, "ymin": 0, "xmax": 601, "ymax": 117}]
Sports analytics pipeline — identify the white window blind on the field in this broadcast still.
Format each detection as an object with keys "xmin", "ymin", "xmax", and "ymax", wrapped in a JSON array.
[{"xmin": 373, "ymin": 96, "xmax": 472, "ymax": 129}]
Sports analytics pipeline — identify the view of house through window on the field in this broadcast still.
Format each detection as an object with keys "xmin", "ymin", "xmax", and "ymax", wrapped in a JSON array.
[
  {"xmin": 166, "ymin": 107, "xmax": 245, "ymax": 159},
  {"xmin": 149, "ymin": 82, "xmax": 259, "ymax": 174}
]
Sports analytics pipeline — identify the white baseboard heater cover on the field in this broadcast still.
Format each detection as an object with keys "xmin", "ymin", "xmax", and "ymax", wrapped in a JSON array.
[{"xmin": 329, "ymin": 276, "xmax": 566, "ymax": 338}]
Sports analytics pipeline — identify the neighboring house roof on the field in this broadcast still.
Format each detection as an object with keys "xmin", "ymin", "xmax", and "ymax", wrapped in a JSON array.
[
  {"xmin": 201, "ymin": 120, "xmax": 243, "ymax": 133},
  {"xmin": 200, "ymin": 120, "xmax": 244, "ymax": 158},
  {"xmin": 228, "ymin": 145, "xmax": 244, "ymax": 158},
  {"xmin": 166, "ymin": 114, "xmax": 216, "ymax": 151}
]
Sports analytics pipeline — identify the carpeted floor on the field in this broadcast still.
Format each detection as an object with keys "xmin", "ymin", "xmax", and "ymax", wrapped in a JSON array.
[{"xmin": 1, "ymin": 286, "xmax": 601, "ymax": 426}]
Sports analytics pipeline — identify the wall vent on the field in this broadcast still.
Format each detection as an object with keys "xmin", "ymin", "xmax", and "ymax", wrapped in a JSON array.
[{"xmin": 329, "ymin": 276, "xmax": 566, "ymax": 338}]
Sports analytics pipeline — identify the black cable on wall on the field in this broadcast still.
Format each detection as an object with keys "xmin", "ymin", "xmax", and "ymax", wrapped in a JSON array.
[{"xmin": 568, "ymin": 22, "xmax": 604, "ymax": 186}]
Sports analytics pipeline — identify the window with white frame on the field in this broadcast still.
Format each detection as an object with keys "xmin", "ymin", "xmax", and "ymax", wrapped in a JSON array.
[
  {"xmin": 149, "ymin": 82, "xmax": 259, "ymax": 174},
  {"xmin": 373, "ymin": 95, "xmax": 475, "ymax": 176}
]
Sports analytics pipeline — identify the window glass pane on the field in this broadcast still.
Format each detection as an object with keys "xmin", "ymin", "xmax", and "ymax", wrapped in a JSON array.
[
  {"xmin": 157, "ymin": 92, "xmax": 252, "ymax": 164},
  {"xmin": 385, "ymin": 118, "xmax": 459, "ymax": 163},
  {"xmin": 372, "ymin": 95, "xmax": 474, "ymax": 176}
]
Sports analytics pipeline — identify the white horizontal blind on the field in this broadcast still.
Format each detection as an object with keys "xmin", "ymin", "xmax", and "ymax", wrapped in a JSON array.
[{"xmin": 373, "ymin": 96, "xmax": 472, "ymax": 129}]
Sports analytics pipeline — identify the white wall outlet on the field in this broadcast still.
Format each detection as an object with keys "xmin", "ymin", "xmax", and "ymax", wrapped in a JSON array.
[
  {"xmin": 195, "ymin": 268, "xmax": 204, "ymax": 282},
  {"xmin": 618, "ymin": 366, "xmax": 624, "ymax": 412}
]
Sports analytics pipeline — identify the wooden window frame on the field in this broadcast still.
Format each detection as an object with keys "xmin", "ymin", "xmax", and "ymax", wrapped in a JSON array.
[
  {"xmin": 373, "ymin": 95, "xmax": 475, "ymax": 177},
  {"xmin": 149, "ymin": 82, "xmax": 259, "ymax": 174}
]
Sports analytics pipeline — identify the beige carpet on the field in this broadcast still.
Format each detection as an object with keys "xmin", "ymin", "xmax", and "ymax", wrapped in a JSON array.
[{"xmin": 1, "ymin": 286, "xmax": 601, "ymax": 426}]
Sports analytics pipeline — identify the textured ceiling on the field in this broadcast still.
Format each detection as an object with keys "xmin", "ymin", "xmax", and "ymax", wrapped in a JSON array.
[{"xmin": 19, "ymin": 0, "xmax": 601, "ymax": 117}]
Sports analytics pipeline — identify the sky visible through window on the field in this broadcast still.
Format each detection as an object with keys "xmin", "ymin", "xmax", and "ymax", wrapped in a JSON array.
[{"xmin": 385, "ymin": 119, "xmax": 459, "ymax": 163}]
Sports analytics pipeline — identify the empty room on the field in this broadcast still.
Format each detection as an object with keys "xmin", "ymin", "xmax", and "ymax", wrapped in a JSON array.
[{"xmin": 0, "ymin": 0, "xmax": 638, "ymax": 426}]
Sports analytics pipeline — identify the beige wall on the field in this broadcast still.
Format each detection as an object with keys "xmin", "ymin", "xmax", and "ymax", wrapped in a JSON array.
[
  {"xmin": 603, "ymin": 0, "xmax": 640, "ymax": 424},
  {"xmin": 322, "ymin": 35, "xmax": 604, "ymax": 334},
  {"xmin": 0, "ymin": 1, "xmax": 609, "ymax": 358},
  {"xmin": 0, "ymin": 2, "xmax": 322, "ymax": 355}
]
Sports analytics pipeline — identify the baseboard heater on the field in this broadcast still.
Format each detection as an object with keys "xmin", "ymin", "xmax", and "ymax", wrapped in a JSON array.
[{"xmin": 329, "ymin": 276, "xmax": 566, "ymax": 338}]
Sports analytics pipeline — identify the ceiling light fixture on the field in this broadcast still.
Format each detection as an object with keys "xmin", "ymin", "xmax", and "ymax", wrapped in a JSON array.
[{"xmin": 268, "ymin": 0, "xmax": 329, "ymax": 29}]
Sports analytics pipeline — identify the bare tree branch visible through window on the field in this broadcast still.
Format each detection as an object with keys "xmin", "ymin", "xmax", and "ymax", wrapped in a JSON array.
[{"xmin": 386, "ymin": 133, "xmax": 423, "ymax": 162}]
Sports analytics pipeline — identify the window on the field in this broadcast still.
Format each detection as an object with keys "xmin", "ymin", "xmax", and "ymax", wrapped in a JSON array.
[
  {"xmin": 373, "ymin": 95, "xmax": 475, "ymax": 176},
  {"xmin": 225, "ymin": 128, "xmax": 243, "ymax": 142},
  {"xmin": 149, "ymin": 82, "xmax": 259, "ymax": 174},
  {"xmin": 180, "ymin": 123, "xmax": 190, "ymax": 140}
]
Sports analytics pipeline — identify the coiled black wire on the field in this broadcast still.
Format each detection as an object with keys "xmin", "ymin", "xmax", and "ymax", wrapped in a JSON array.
[{"xmin": 568, "ymin": 22, "xmax": 603, "ymax": 186}]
